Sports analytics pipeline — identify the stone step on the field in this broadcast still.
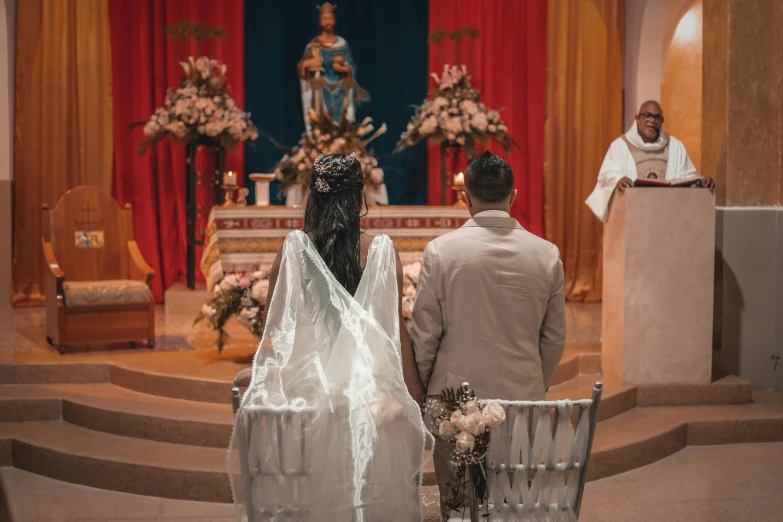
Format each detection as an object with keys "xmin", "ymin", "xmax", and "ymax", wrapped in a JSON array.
[
  {"xmin": 0, "ymin": 383, "xmax": 233, "ymax": 447},
  {"xmin": 0, "ymin": 420, "xmax": 234, "ymax": 502},
  {"xmin": 589, "ymin": 390, "xmax": 783, "ymax": 481},
  {"xmin": 0, "ymin": 390, "xmax": 780, "ymax": 502},
  {"xmin": 0, "ymin": 419, "xmax": 439, "ymax": 503}
]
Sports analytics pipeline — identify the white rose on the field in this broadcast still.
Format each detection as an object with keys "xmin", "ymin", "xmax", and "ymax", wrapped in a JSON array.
[
  {"xmin": 370, "ymin": 168, "xmax": 384, "ymax": 185},
  {"xmin": 470, "ymin": 112, "xmax": 489, "ymax": 132},
  {"xmin": 456, "ymin": 136, "xmax": 466, "ymax": 145},
  {"xmin": 250, "ymin": 279, "xmax": 269, "ymax": 302},
  {"xmin": 488, "ymin": 124, "xmax": 497, "ymax": 133},
  {"xmin": 251, "ymin": 266, "xmax": 271, "ymax": 280},
  {"xmin": 419, "ymin": 115, "xmax": 438, "ymax": 135},
  {"xmin": 455, "ymin": 431, "xmax": 476, "ymax": 453},
  {"xmin": 465, "ymin": 400, "xmax": 480, "ymax": 415},
  {"xmin": 463, "ymin": 412, "xmax": 486, "ymax": 436},
  {"xmin": 213, "ymin": 284, "xmax": 222, "ymax": 296},
  {"xmin": 459, "ymin": 100, "xmax": 478, "ymax": 116},
  {"xmin": 201, "ymin": 304, "xmax": 217, "ymax": 319},
  {"xmin": 402, "ymin": 262, "xmax": 421, "ymax": 285},
  {"xmin": 401, "ymin": 296, "xmax": 414, "ymax": 319},
  {"xmin": 439, "ymin": 420, "xmax": 458, "ymax": 438},
  {"xmin": 432, "ymin": 96, "xmax": 449, "ymax": 111},
  {"xmin": 481, "ymin": 402, "xmax": 507, "ymax": 429},
  {"xmin": 450, "ymin": 411, "xmax": 468, "ymax": 432},
  {"xmin": 403, "ymin": 283, "xmax": 417, "ymax": 299},
  {"xmin": 220, "ymin": 274, "xmax": 240, "ymax": 291}
]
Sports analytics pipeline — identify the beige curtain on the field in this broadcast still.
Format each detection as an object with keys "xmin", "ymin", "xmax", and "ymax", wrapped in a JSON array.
[
  {"xmin": 544, "ymin": 0, "xmax": 624, "ymax": 301},
  {"xmin": 13, "ymin": 0, "xmax": 113, "ymax": 306}
]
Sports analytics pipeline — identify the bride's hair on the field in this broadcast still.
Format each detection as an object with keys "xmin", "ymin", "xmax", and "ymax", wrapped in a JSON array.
[{"xmin": 303, "ymin": 153, "xmax": 367, "ymax": 295}]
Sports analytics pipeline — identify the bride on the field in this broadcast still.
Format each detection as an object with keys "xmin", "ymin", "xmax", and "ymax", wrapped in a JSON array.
[{"xmin": 228, "ymin": 153, "xmax": 432, "ymax": 521}]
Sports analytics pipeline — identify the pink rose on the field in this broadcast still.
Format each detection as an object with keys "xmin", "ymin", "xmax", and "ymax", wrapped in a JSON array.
[
  {"xmin": 450, "ymin": 411, "xmax": 467, "ymax": 432},
  {"xmin": 464, "ymin": 400, "xmax": 479, "ymax": 415},
  {"xmin": 481, "ymin": 402, "xmax": 507, "ymax": 429},
  {"xmin": 455, "ymin": 431, "xmax": 475, "ymax": 453},
  {"xmin": 463, "ymin": 412, "xmax": 486, "ymax": 436},
  {"xmin": 438, "ymin": 420, "xmax": 458, "ymax": 438},
  {"xmin": 239, "ymin": 276, "xmax": 251, "ymax": 289}
]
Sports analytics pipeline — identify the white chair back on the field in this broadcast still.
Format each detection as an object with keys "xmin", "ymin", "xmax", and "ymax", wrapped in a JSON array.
[
  {"xmin": 467, "ymin": 382, "xmax": 602, "ymax": 522},
  {"xmin": 233, "ymin": 395, "xmax": 315, "ymax": 522}
]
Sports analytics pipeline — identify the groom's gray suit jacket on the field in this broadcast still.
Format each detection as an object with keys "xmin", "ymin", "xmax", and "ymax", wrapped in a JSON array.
[{"xmin": 411, "ymin": 212, "xmax": 566, "ymax": 402}]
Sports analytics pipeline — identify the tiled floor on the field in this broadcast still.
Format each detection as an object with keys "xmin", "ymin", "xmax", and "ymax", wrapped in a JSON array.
[{"xmin": 2, "ymin": 443, "xmax": 781, "ymax": 522}]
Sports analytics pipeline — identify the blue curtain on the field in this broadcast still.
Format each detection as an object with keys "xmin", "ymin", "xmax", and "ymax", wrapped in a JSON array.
[{"xmin": 244, "ymin": 0, "xmax": 429, "ymax": 204}]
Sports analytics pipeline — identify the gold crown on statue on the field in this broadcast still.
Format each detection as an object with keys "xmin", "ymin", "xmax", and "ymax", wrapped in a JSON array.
[{"xmin": 317, "ymin": 2, "xmax": 336, "ymax": 14}]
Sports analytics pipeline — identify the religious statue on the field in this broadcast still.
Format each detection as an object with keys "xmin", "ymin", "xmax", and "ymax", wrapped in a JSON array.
[{"xmin": 297, "ymin": 2, "xmax": 369, "ymax": 134}]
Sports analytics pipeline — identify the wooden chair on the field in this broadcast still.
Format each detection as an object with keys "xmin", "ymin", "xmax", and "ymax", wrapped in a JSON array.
[
  {"xmin": 42, "ymin": 185, "xmax": 156, "ymax": 354},
  {"xmin": 457, "ymin": 382, "xmax": 603, "ymax": 522}
]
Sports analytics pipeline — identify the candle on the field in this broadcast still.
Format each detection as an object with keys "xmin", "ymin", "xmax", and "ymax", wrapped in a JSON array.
[
  {"xmin": 223, "ymin": 171, "xmax": 237, "ymax": 186},
  {"xmin": 454, "ymin": 172, "xmax": 465, "ymax": 185}
]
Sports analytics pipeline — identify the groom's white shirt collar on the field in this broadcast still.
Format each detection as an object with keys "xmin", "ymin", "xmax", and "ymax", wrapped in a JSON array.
[{"xmin": 473, "ymin": 210, "xmax": 510, "ymax": 218}]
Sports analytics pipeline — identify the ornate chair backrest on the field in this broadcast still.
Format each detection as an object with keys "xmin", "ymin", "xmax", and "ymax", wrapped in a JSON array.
[
  {"xmin": 476, "ymin": 383, "xmax": 603, "ymax": 521},
  {"xmin": 234, "ymin": 402, "xmax": 314, "ymax": 522},
  {"xmin": 42, "ymin": 185, "xmax": 134, "ymax": 282}
]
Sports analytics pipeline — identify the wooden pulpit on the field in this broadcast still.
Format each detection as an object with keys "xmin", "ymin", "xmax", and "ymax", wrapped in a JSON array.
[{"xmin": 602, "ymin": 188, "xmax": 715, "ymax": 385}]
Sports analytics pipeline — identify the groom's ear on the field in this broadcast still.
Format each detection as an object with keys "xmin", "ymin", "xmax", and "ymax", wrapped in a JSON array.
[
  {"xmin": 464, "ymin": 190, "xmax": 473, "ymax": 210},
  {"xmin": 509, "ymin": 189, "xmax": 518, "ymax": 207}
]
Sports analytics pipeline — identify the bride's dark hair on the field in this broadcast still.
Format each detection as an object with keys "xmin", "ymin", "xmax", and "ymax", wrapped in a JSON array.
[{"xmin": 303, "ymin": 153, "xmax": 367, "ymax": 295}]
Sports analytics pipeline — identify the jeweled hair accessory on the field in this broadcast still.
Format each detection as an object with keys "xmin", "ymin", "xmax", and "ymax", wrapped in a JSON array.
[
  {"xmin": 313, "ymin": 152, "xmax": 356, "ymax": 176},
  {"xmin": 314, "ymin": 177, "xmax": 331, "ymax": 193}
]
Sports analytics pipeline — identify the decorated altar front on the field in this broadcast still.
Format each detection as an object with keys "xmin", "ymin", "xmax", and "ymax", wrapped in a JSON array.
[{"xmin": 200, "ymin": 205, "xmax": 469, "ymax": 289}]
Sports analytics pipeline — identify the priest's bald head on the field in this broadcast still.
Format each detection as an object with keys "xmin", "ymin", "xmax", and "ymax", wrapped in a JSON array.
[{"xmin": 635, "ymin": 101, "xmax": 664, "ymax": 143}]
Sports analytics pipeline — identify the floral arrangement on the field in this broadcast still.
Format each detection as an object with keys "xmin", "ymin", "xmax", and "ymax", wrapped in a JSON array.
[
  {"xmin": 198, "ymin": 261, "xmax": 421, "ymax": 351},
  {"xmin": 425, "ymin": 385, "xmax": 507, "ymax": 519},
  {"xmin": 272, "ymin": 109, "xmax": 387, "ymax": 193},
  {"xmin": 194, "ymin": 266, "xmax": 271, "ymax": 353},
  {"xmin": 401, "ymin": 261, "xmax": 421, "ymax": 321},
  {"xmin": 137, "ymin": 56, "xmax": 259, "ymax": 155},
  {"xmin": 396, "ymin": 63, "xmax": 515, "ymax": 159}
]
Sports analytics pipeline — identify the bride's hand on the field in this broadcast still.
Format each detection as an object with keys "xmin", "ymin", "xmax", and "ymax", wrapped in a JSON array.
[{"xmin": 408, "ymin": 380, "xmax": 424, "ymax": 408}]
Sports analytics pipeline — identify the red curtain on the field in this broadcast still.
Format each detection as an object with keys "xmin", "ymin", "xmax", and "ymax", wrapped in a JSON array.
[
  {"xmin": 427, "ymin": 0, "xmax": 546, "ymax": 236},
  {"xmin": 109, "ymin": 0, "xmax": 245, "ymax": 302}
]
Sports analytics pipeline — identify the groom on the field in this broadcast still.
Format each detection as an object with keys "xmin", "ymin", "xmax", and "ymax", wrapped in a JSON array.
[{"xmin": 411, "ymin": 151, "xmax": 566, "ymax": 507}]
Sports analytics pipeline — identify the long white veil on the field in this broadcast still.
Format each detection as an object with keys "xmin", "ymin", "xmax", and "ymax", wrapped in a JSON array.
[{"xmin": 228, "ymin": 231, "xmax": 432, "ymax": 521}]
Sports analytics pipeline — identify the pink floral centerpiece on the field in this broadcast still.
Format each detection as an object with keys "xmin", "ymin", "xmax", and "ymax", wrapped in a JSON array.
[
  {"xmin": 395, "ymin": 63, "xmax": 515, "ymax": 159},
  {"xmin": 137, "ymin": 56, "xmax": 258, "ymax": 155}
]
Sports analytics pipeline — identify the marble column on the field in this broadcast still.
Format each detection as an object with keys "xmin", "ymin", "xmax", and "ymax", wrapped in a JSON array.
[{"xmin": 703, "ymin": 0, "xmax": 783, "ymax": 391}]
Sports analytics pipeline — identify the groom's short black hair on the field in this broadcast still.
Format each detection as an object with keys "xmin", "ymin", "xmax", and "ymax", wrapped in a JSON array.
[{"xmin": 465, "ymin": 151, "xmax": 514, "ymax": 203}]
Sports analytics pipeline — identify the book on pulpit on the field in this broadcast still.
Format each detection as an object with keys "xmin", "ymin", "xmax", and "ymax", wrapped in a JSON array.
[{"xmin": 633, "ymin": 175, "xmax": 701, "ymax": 188}]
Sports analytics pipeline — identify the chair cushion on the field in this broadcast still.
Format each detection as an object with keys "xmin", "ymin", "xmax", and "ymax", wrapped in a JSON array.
[{"xmin": 63, "ymin": 280, "xmax": 152, "ymax": 308}]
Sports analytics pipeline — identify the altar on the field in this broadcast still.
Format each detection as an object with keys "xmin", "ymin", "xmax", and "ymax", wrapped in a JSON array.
[{"xmin": 200, "ymin": 206, "xmax": 469, "ymax": 287}]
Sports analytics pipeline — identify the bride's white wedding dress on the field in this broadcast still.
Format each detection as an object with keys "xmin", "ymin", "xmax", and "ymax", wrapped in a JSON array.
[{"xmin": 229, "ymin": 231, "xmax": 432, "ymax": 522}]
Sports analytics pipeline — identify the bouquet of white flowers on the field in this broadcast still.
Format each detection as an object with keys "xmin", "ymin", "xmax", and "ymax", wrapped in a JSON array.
[
  {"xmin": 194, "ymin": 266, "xmax": 271, "ymax": 353},
  {"xmin": 425, "ymin": 384, "xmax": 507, "ymax": 520},
  {"xmin": 396, "ymin": 63, "xmax": 515, "ymax": 159},
  {"xmin": 272, "ymin": 109, "xmax": 387, "ymax": 193},
  {"xmin": 136, "ymin": 56, "xmax": 258, "ymax": 155}
]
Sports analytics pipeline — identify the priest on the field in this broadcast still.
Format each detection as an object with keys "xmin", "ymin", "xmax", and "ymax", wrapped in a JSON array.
[{"xmin": 586, "ymin": 101, "xmax": 715, "ymax": 222}]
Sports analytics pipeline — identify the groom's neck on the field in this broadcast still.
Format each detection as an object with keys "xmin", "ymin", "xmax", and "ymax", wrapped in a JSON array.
[{"xmin": 469, "ymin": 203, "xmax": 511, "ymax": 217}]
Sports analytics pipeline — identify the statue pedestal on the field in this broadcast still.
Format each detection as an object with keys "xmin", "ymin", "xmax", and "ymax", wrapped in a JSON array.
[{"xmin": 602, "ymin": 188, "xmax": 715, "ymax": 385}]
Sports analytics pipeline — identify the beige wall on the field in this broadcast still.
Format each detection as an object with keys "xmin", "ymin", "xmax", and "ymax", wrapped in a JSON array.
[
  {"xmin": 661, "ymin": 2, "xmax": 703, "ymax": 171},
  {"xmin": 625, "ymin": 0, "xmax": 704, "ymax": 173}
]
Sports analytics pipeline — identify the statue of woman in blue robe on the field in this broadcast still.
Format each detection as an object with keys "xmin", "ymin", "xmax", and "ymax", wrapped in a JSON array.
[{"xmin": 297, "ymin": 2, "xmax": 369, "ymax": 134}]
